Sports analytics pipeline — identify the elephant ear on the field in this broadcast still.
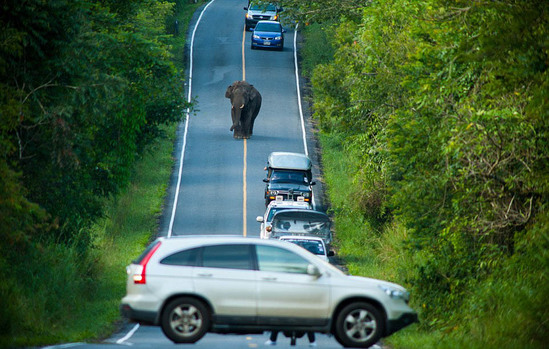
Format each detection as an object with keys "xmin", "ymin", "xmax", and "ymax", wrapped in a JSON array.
[
  {"xmin": 248, "ymin": 86, "xmax": 259, "ymax": 101},
  {"xmin": 225, "ymin": 84, "xmax": 234, "ymax": 98}
]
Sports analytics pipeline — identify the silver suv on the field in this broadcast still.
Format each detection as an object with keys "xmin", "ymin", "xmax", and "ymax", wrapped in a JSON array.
[
  {"xmin": 256, "ymin": 199, "xmax": 312, "ymax": 239},
  {"xmin": 120, "ymin": 236, "xmax": 417, "ymax": 348},
  {"xmin": 244, "ymin": 1, "xmax": 283, "ymax": 30}
]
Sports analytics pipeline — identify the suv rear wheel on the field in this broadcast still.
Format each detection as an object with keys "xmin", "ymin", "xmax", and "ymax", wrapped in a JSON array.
[
  {"xmin": 161, "ymin": 297, "xmax": 211, "ymax": 343},
  {"xmin": 334, "ymin": 302, "xmax": 384, "ymax": 348}
]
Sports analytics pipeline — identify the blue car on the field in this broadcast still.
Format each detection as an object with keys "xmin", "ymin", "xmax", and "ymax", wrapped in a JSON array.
[{"xmin": 251, "ymin": 20, "xmax": 285, "ymax": 50}]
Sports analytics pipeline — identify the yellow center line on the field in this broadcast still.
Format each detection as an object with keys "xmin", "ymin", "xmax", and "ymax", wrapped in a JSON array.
[{"xmin": 242, "ymin": 26, "xmax": 247, "ymax": 237}]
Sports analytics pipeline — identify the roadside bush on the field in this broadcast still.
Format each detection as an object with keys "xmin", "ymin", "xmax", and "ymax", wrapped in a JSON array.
[{"xmin": 302, "ymin": 0, "xmax": 549, "ymax": 347}]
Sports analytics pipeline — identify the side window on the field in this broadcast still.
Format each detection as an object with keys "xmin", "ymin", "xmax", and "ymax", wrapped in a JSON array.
[
  {"xmin": 256, "ymin": 245, "xmax": 309, "ymax": 274},
  {"xmin": 160, "ymin": 247, "xmax": 199, "ymax": 266},
  {"xmin": 201, "ymin": 244, "xmax": 253, "ymax": 270}
]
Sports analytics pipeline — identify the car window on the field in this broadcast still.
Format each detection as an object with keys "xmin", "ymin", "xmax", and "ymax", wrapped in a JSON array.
[
  {"xmin": 255, "ymin": 22, "xmax": 281, "ymax": 32},
  {"xmin": 267, "ymin": 207, "xmax": 286, "ymax": 221},
  {"xmin": 270, "ymin": 170, "xmax": 306, "ymax": 183},
  {"xmin": 250, "ymin": 3, "xmax": 277, "ymax": 11},
  {"xmin": 160, "ymin": 247, "xmax": 199, "ymax": 266},
  {"xmin": 285, "ymin": 240, "xmax": 325, "ymax": 255},
  {"xmin": 256, "ymin": 245, "xmax": 310, "ymax": 274},
  {"xmin": 201, "ymin": 244, "xmax": 254, "ymax": 270}
]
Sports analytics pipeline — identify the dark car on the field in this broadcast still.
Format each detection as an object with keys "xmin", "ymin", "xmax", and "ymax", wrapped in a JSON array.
[
  {"xmin": 251, "ymin": 20, "xmax": 285, "ymax": 50},
  {"xmin": 263, "ymin": 152, "xmax": 315, "ymax": 206}
]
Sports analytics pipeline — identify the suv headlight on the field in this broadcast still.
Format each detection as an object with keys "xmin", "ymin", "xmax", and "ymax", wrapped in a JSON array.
[
  {"xmin": 275, "ymin": 35, "xmax": 282, "ymax": 40},
  {"xmin": 379, "ymin": 285, "xmax": 410, "ymax": 302}
]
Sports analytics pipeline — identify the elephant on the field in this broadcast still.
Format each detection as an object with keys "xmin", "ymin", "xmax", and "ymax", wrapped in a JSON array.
[{"xmin": 225, "ymin": 80, "xmax": 262, "ymax": 139}]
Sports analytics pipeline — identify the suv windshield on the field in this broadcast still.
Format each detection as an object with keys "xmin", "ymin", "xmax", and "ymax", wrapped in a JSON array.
[
  {"xmin": 250, "ymin": 4, "xmax": 277, "ymax": 11},
  {"xmin": 270, "ymin": 170, "xmax": 308, "ymax": 184}
]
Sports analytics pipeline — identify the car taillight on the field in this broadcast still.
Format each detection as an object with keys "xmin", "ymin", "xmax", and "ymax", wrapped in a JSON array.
[{"xmin": 133, "ymin": 242, "xmax": 162, "ymax": 284}]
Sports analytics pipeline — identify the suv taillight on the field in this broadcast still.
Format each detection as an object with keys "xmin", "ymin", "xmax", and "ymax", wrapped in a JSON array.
[{"xmin": 133, "ymin": 241, "xmax": 162, "ymax": 284}]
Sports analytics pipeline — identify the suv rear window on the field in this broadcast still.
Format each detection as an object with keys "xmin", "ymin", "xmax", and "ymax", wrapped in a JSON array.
[{"xmin": 161, "ymin": 247, "xmax": 199, "ymax": 266}]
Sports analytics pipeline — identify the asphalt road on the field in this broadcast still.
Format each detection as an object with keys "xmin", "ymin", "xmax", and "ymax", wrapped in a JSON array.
[
  {"xmin": 161, "ymin": 0, "xmax": 312, "ymax": 240},
  {"xmin": 43, "ymin": 1, "xmax": 374, "ymax": 348}
]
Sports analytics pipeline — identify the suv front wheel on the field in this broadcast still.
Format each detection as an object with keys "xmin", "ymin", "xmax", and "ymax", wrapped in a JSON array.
[
  {"xmin": 161, "ymin": 297, "xmax": 211, "ymax": 343},
  {"xmin": 334, "ymin": 302, "xmax": 384, "ymax": 348}
]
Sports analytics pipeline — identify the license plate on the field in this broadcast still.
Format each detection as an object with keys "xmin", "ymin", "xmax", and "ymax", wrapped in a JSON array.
[
  {"xmin": 297, "ymin": 196, "xmax": 305, "ymax": 202},
  {"xmin": 264, "ymin": 41, "xmax": 270, "ymax": 45},
  {"xmin": 275, "ymin": 195, "xmax": 283, "ymax": 201}
]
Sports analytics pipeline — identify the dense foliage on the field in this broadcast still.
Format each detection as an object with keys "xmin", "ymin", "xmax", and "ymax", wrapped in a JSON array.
[
  {"xmin": 294, "ymin": 0, "xmax": 548, "ymax": 346},
  {"xmin": 0, "ymin": 0, "xmax": 190, "ymax": 344}
]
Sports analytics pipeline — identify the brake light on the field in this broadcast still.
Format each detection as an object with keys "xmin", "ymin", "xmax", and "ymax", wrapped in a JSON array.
[{"xmin": 133, "ymin": 242, "xmax": 162, "ymax": 284}]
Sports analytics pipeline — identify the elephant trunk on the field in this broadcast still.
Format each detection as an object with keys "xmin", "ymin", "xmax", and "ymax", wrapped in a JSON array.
[{"xmin": 230, "ymin": 104, "xmax": 245, "ymax": 131}]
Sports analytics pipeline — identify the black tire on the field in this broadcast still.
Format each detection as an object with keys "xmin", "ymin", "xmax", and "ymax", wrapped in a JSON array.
[
  {"xmin": 334, "ymin": 302, "xmax": 384, "ymax": 348},
  {"xmin": 160, "ymin": 297, "xmax": 211, "ymax": 344}
]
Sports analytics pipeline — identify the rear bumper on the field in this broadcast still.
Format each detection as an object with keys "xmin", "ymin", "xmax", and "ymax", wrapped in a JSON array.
[
  {"xmin": 120, "ymin": 303, "xmax": 158, "ymax": 325},
  {"xmin": 386, "ymin": 312, "xmax": 418, "ymax": 336}
]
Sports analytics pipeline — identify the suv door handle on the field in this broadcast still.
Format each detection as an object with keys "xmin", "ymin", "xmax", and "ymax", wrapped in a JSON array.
[{"xmin": 262, "ymin": 277, "xmax": 277, "ymax": 281}]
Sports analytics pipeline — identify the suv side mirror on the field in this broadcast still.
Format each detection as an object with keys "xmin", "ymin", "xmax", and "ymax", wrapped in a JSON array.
[
  {"xmin": 307, "ymin": 264, "xmax": 322, "ymax": 278},
  {"xmin": 328, "ymin": 250, "xmax": 335, "ymax": 257},
  {"xmin": 243, "ymin": 7, "xmax": 248, "ymax": 10},
  {"xmin": 263, "ymin": 178, "xmax": 269, "ymax": 183},
  {"xmin": 310, "ymin": 181, "xmax": 316, "ymax": 185},
  {"xmin": 256, "ymin": 216, "xmax": 264, "ymax": 223}
]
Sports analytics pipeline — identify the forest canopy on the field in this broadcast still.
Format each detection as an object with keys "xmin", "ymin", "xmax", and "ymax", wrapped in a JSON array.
[{"xmin": 0, "ymin": 0, "xmax": 188, "ymax": 250}]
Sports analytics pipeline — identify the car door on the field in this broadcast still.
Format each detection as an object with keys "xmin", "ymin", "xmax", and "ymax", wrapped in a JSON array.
[
  {"xmin": 255, "ymin": 245, "xmax": 331, "ymax": 325},
  {"xmin": 192, "ymin": 244, "xmax": 258, "ymax": 325}
]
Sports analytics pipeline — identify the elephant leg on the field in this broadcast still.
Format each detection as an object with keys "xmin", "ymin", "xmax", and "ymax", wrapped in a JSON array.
[
  {"xmin": 233, "ymin": 123, "xmax": 245, "ymax": 139},
  {"xmin": 249, "ymin": 99, "xmax": 261, "ymax": 135},
  {"xmin": 241, "ymin": 111, "xmax": 254, "ymax": 139},
  {"xmin": 249, "ymin": 114, "xmax": 257, "ymax": 135}
]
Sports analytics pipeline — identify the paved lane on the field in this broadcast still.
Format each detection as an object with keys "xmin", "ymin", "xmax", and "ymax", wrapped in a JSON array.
[{"xmin": 167, "ymin": 0, "xmax": 309, "ymax": 238}]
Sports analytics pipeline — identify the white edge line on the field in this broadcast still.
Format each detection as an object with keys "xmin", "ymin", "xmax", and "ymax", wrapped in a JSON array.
[
  {"xmin": 42, "ymin": 343, "xmax": 85, "ymax": 349},
  {"xmin": 167, "ymin": 0, "xmax": 216, "ymax": 238},
  {"xmin": 293, "ymin": 23, "xmax": 308, "ymax": 157},
  {"xmin": 293, "ymin": 23, "xmax": 316, "ymax": 208},
  {"xmin": 116, "ymin": 323, "xmax": 140, "ymax": 344}
]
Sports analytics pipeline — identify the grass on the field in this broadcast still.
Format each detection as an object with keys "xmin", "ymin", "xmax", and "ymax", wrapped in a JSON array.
[{"xmin": 0, "ymin": 122, "xmax": 179, "ymax": 348}]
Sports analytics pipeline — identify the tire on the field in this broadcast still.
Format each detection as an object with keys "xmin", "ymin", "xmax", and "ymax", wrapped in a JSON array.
[
  {"xmin": 334, "ymin": 302, "xmax": 384, "ymax": 348},
  {"xmin": 160, "ymin": 297, "xmax": 211, "ymax": 344}
]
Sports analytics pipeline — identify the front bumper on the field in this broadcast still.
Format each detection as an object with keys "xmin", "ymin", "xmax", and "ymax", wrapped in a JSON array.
[
  {"xmin": 265, "ymin": 192, "xmax": 310, "ymax": 203},
  {"xmin": 251, "ymin": 38, "xmax": 283, "ymax": 49},
  {"xmin": 386, "ymin": 312, "xmax": 418, "ymax": 336}
]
